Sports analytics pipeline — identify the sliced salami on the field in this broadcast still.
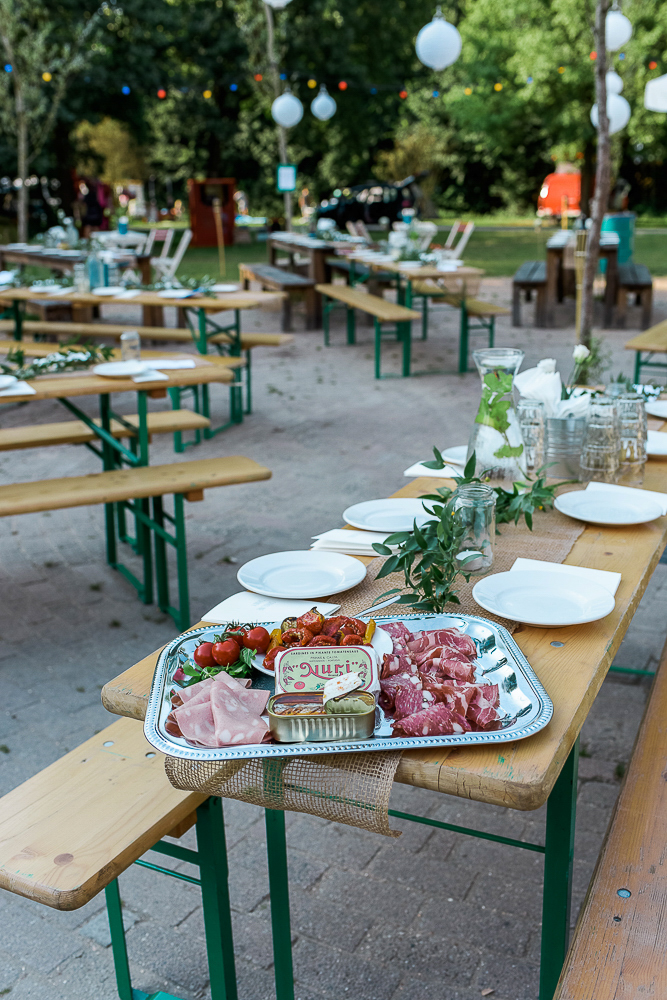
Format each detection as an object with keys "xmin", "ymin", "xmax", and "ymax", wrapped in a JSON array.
[
  {"xmin": 392, "ymin": 703, "xmax": 472, "ymax": 737},
  {"xmin": 394, "ymin": 681, "xmax": 425, "ymax": 720}
]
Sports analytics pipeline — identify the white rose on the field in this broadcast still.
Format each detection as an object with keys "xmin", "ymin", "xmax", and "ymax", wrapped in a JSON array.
[
  {"xmin": 536, "ymin": 358, "xmax": 557, "ymax": 373},
  {"xmin": 573, "ymin": 344, "xmax": 590, "ymax": 363}
]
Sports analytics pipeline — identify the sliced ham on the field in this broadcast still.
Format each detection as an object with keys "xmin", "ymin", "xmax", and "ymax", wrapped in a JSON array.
[
  {"xmin": 392, "ymin": 703, "xmax": 472, "ymax": 737},
  {"xmin": 173, "ymin": 699, "xmax": 218, "ymax": 745},
  {"xmin": 466, "ymin": 684, "xmax": 501, "ymax": 730},
  {"xmin": 406, "ymin": 629, "xmax": 461, "ymax": 654},
  {"xmin": 171, "ymin": 673, "xmax": 270, "ymax": 748},
  {"xmin": 415, "ymin": 644, "xmax": 471, "ymax": 668},
  {"xmin": 210, "ymin": 683, "xmax": 269, "ymax": 746},
  {"xmin": 393, "ymin": 679, "xmax": 424, "ymax": 720}
]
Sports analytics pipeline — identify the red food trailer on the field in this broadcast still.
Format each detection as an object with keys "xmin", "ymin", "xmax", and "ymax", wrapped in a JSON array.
[
  {"xmin": 188, "ymin": 178, "xmax": 235, "ymax": 247},
  {"xmin": 536, "ymin": 172, "xmax": 581, "ymax": 218}
]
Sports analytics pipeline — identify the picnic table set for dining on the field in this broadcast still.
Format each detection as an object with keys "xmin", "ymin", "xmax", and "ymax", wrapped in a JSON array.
[{"xmin": 35, "ymin": 343, "xmax": 658, "ymax": 1000}]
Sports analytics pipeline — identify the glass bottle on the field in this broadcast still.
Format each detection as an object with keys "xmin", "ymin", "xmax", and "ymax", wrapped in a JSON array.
[
  {"xmin": 466, "ymin": 348, "xmax": 527, "ymax": 483},
  {"xmin": 449, "ymin": 483, "xmax": 496, "ymax": 576}
]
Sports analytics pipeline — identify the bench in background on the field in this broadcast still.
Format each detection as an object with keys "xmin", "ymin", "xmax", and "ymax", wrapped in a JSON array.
[
  {"xmin": 512, "ymin": 261, "xmax": 547, "ymax": 327},
  {"xmin": 239, "ymin": 262, "xmax": 316, "ymax": 331},
  {"xmin": 616, "ymin": 262, "xmax": 653, "ymax": 330}
]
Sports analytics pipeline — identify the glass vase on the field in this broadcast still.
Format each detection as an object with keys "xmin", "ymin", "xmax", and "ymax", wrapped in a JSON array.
[
  {"xmin": 466, "ymin": 348, "xmax": 527, "ymax": 483},
  {"xmin": 449, "ymin": 483, "xmax": 496, "ymax": 576}
]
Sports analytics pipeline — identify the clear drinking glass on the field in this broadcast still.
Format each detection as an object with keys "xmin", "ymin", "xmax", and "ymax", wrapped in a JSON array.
[
  {"xmin": 580, "ymin": 397, "xmax": 620, "ymax": 484},
  {"xmin": 467, "ymin": 348, "xmax": 527, "ymax": 483},
  {"xmin": 120, "ymin": 330, "xmax": 141, "ymax": 361},
  {"xmin": 517, "ymin": 400, "xmax": 546, "ymax": 473},
  {"xmin": 617, "ymin": 392, "xmax": 647, "ymax": 486},
  {"xmin": 449, "ymin": 483, "xmax": 496, "ymax": 576},
  {"xmin": 546, "ymin": 416, "xmax": 586, "ymax": 480},
  {"xmin": 73, "ymin": 262, "xmax": 89, "ymax": 293}
]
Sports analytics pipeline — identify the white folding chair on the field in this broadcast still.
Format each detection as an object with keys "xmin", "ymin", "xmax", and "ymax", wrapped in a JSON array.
[
  {"xmin": 413, "ymin": 221, "xmax": 438, "ymax": 251},
  {"xmin": 355, "ymin": 221, "xmax": 372, "ymax": 242},
  {"xmin": 151, "ymin": 229, "xmax": 192, "ymax": 281},
  {"xmin": 146, "ymin": 228, "xmax": 174, "ymax": 261},
  {"xmin": 443, "ymin": 219, "xmax": 461, "ymax": 249},
  {"xmin": 440, "ymin": 221, "xmax": 475, "ymax": 259}
]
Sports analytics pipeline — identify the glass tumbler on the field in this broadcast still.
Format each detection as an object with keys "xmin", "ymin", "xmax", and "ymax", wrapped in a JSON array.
[
  {"xmin": 517, "ymin": 400, "xmax": 547, "ymax": 473},
  {"xmin": 73, "ymin": 262, "xmax": 89, "ymax": 293},
  {"xmin": 449, "ymin": 483, "xmax": 496, "ymax": 576},
  {"xmin": 580, "ymin": 397, "xmax": 620, "ymax": 484},
  {"xmin": 120, "ymin": 330, "xmax": 141, "ymax": 361},
  {"xmin": 617, "ymin": 392, "xmax": 647, "ymax": 486}
]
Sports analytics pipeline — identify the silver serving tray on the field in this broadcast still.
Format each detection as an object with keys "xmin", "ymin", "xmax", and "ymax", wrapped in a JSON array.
[{"xmin": 143, "ymin": 613, "xmax": 553, "ymax": 761}]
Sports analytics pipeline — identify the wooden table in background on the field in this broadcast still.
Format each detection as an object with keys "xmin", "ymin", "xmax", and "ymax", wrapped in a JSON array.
[{"xmin": 101, "ymin": 456, "xmax": 667, "ymax": 999}]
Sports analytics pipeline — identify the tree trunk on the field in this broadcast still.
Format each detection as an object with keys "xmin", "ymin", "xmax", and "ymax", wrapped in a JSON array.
[
  {"xmin": 580, "ymin": 0, "xmax": 611, "ymax": 347},
  {"xmin": 264, "ymin": 2, "xmax": 292, "ymax": 230},
  {"xmin": 15, "ymin": 75, "xmax": 28, "ymax": 242}
]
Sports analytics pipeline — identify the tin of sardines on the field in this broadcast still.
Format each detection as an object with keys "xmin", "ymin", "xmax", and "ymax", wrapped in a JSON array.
[{"xmin": 143, "ymin": 612, "xmax": 553, "ymax": 762}]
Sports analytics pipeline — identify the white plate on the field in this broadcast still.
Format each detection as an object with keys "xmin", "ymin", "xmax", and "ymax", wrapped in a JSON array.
[
  {"xmin": 554, "ymin": 490, "xmax": 663, "ymax": 526},
  {"xmin": 211, "ymin": 283, "xmax": 239, "ymax": 293},
  {"xmin": 472, "ymin": 570, "xmax": 616, "ymax": 627},
  {"xmin": 7, "ymin": 243, "xmax": 28, "ymax": 249},
  {"xmin": 398, "ymin": 261, "xmax": 422, "ymax": 268},
  {"xmin": 442, "ymin": 445, "xmax": 468, "ymax": 466},
  {"xmin": 253, "ymin": 623, "xmax": 392, "ymax": 676},
  {"xmin": 93, "ymin": 361, "xmax": 148, "ymax": 378},
  {"xmin": 646, "ymin": 400, "xmax": 667, "ymax": 419},
  {"xmin": 92, "ymin": 286, "xmax": 126, "ymax": 296},
  {"xmin": 0, "ymin": 375, "xmax": 17, "ymax": 390},
  {"xmin": 237, "ymin": 550, "xmax": 367, "ymax": 599},
  {"xmin": 647, "ymin": 430, "xmax": 667, "ymax": 457},
  {"xmin": 343, "ymin": 498, "xmax": 430, "ymax": 532},
  {"xmin": 30, "ymin": 284, "xmax": 62, "ymax": 294},
  {"xmin": 157, "ymin": 288, "xmax": 193, "ymax": 299}
]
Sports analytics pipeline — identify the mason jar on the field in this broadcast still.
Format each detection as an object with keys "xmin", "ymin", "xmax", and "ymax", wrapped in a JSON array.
[{"xmin": 449, "ymin": 483, "xmax": 496, "ymax": 576}]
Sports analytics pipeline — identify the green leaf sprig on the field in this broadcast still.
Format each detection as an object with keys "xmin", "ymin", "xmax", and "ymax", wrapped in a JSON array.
[
  {"xmin": 0, "ymin": 342, "xmax": 114, "ymax": 381},
  {"xmin": 474, "ymin": 369, "xmax": 524, "ymax": 461}
]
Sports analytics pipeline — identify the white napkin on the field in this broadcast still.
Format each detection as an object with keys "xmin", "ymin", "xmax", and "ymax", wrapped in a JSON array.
[
  {"xmin": 202, "ymin": 591, "xmax": 341, "ymax": 625},
  {"xmin": 515, "ymin": 365, "xmax": 563, "ymax": 417},
  {"xmin": 311, "ymin": 528, "xmax": 393, "ymax": 556},
  {"xmin": 511, "ymin": 557, "xmax": 621, "ymax": 596},
  {"xmin": 0, "ymin": 380, "xmax": 36, "ymax": 396},
  {"xmin": 647, "ymin": 430, "xmax": 667, "ymax": 457},
  {"xmin": 42, "ymin": 286, "xmax": 72, "ymax": 297},
  {"xmin": 132, "ymin": 370, "xmax": 169, "ymax": 383},
  {"xmin": 556, "ymin": 389, "xmax": 590, "ymax": 419},
  {"xmin": 404, "ymin": 461, "xmax": 461, "ymax": 478},
  {"xmin": 585, "ymin": 481, "xmax": 667, "ymax": 516},
  {"xmin": 143, "ymin": 359, "xmax": 196, "ymax": 370}
]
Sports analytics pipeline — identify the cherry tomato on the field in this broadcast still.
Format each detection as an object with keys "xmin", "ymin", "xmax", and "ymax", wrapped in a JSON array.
[
  {"xmin": 212, "ymin": 638, "xmax": 240, "ymax": 666},
  {"xmin": 194, "ymin": 642, "xmax": 216, "ymax": 668},
  {"xmin": 243, "ymin": 626, "xmax": 271, "ymax": 654},
  {"xmin": 228, "ymin": 628, "xmax": 248, "ymax": 643}
]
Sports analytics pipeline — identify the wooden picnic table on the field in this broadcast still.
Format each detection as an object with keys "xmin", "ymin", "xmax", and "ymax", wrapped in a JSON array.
[
  {"xmin": 0, "ymin": 244, "xmax": 153, "ymax": 287},
  {"xmin": 100, "ymin": 451, "xmax": 667, "ymax": 1000},
  {"xmin": 268, "ymin": 232, "xmax": 338, "ymax": 325},
  {"xmin": 545, "ymin": 232, "xmax": 619, "ymax": 327}
]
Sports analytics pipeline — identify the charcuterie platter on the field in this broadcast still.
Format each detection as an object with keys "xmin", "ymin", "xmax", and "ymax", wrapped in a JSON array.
[{"xmin": 144, "ymin": 612, "xmax": 552, "ymax": 761}]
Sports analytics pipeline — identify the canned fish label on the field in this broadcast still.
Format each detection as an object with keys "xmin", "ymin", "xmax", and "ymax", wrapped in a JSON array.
[{"xmin": 275, "ymin": 645, "xmax": 379, "ymax": 695}]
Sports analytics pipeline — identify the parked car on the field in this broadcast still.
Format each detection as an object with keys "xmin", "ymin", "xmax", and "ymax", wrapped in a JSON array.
[
  {"xmin": 536, "ymin": 172, "xmax": 581, "ymax": 218},
  {"xmin": 315, "ymin": 173, "xmax": 428, "ymax": 228}
]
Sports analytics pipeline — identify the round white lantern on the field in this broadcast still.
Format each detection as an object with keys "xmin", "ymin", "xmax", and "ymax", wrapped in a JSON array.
[
  {"xmin": 311, "ymin": 84, "xmax": 337, "ymax": 121},
  {"xmin": 590, "ymin": 93, "xmax": 631, "ymax": 135},
  {"xmin": 271, "ymin": 88, "xmax": 303, "ymax": 128},
  {"xmin": 645, "ymin": 73, "xmax": 667, "ymax": 113},
  {"xmin": 415, "ymin": 6, "xmax": 462, "ymax": 71},
  {"xmin": 606, "ymin": 70, "xmax": 623, "ymax": 94},
  {"xmin": 605, "ymin": 9, "xmax": 632, "ymax": 52},
  {"xmin": 262, "ymin": 0, "xmax": 293, "ymax": 8}
]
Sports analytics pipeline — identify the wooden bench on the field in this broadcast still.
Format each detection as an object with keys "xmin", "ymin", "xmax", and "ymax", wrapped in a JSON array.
[
  {"xmin": 624, "ymin": 320, "xmax": 667, "ymax": 383},
  {"xmin": 554, "ymin": 639, "xmax": 667, "ymax": 999},
  {"xmin": 512, "ymin": 261, "xmax": 547, "ymax": 327},
  {"xmin": 0, "ymin": 456, "xmax": 271, "ymax": 629},
  {"xmin": 315, "ymin": 282, "xmax": 421, "ymax": 378},
  {"xmin": 412, "ymin": 284, "xmax": 509, "ymax": 373},
  {"xmin": 239, "ymin": 261, "xmax": 316, "ymax": 331},
  {"xmin": 0, "ymin": 409, "xmax": 211, "ymax": 452},
  {"xmin": 0, "ymin": 716, "xmax": 242, "ymax": 998},
  {"xmin": 616, "ymin": 262, "xmax": 653, "ymax": 330}
]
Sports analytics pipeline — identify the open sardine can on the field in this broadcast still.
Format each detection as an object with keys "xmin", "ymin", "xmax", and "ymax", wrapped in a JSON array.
[
  {"xmin": 274, "ymin": 644, "xmax": 379, "ymax": 696},
  {"xmin": 267, "ymin": 690, "xmax": 377, "ymax": 743}
]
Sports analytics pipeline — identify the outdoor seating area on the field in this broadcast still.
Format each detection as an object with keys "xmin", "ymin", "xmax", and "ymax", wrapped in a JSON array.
[{"xmin": 3, "ymin": 2, "xmax": 667, "ymax": 999}]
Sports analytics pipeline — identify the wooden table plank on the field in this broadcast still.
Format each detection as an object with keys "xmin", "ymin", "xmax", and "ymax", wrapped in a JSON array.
[
  {"xmin": 101, "ymin": 469, "xmax": 667, "ymax": 811},
  {"xmin": 0, "ymin": 286, "xmax": 279, "ymax": 311}
]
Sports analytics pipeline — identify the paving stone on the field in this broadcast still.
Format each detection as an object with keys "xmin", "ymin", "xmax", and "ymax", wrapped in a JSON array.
[
  {"xmin": 116, "ymin": 862, "xmax": 201, "ymax": 926},
  {"xmin": 79, "ymin": 906, "xmax": 140, "ymax": 947},
  {"xmin": 0, "ymin": 948, "xmax": 22, "ymax": 991},
  {"xmin": 411, "ymin": 895, "xmax": 532, "ymax": 957},
  {"xmin": 291, "ymin": 936, "xmax": 403, "ymax": 1000},
  {"xmin": 285, "ymin": 814, "xmax": 384, "ymax": 870},
  {"xmin": 123, "ymin": 920, "xmax": 209, "ymax": 992},
  {"xmin": 0, "ymin": 906, "xmax": 85, "ymax": 974}
]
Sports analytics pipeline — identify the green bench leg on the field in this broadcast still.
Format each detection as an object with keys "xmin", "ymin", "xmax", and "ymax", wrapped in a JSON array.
[
  {"xmin": 634, "ymin": 350, "xmax": 641, "ymax": 384},
  {"xmin": 421, "ymin": 296, "xmax": 429, "ymax": 340},
  {"xmin": 244, "ymin": 349, "xmax": 252, "ymax": 415},
  {"xmin": 458, "ymin": 302, "xmax": 470, "ymax": 373},
  {"xmin": 197, "ymin": 798, "xmax": 239, "ymax": 1000},
  {"xmin": 153, "ymin": 493, "xmax": 190, "ymax": 632},
  {"xmin": 488, "ymin": 316, "xmax": 495, "ymax": 348},
  {"xmin": 323, "ymin": 297, "xmax": 331, "ymax": 345},
  {"xmin": 105, "ymin": 879, "xmax": 134, "ymax": 1000},
  {"xmin": 538, "ymin": 738, "xmax": 579, "ymax": 1000},
  {"xmin": 400, "ymin": 321, "xmax": 412, "ymax": 376},
  {"xmin": 265, "ymin": 809, "xmax": 295, "ymax": 1000},
  {"xmin": 169, "ymin": 387, "xmax": 185, "ymax": 453},
  {"xmin": 374, "ymin": 317, "xmax": 382, "ymax": 379},
  {"xmin": 346, "ymin": 304, "xmax": 356, "ymax": 344}
]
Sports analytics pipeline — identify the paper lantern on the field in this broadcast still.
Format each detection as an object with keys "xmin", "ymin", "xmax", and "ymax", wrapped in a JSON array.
[
  {"xmin": 606, "ymin": 8, "xmax": 632, "ymax": 52},
  {"xmin": 271, "ymin": 88, "xmax": 303, "ymax": 128},
  {"xmin": 606, "ymin": 70, "xmax": 623, "ymax": 94},
  {"xmin": 415, "ymin": 6, "xmax": 462, "ymax": 71},
  {"xmin": 262, "ymin": 0, "xmax": 293, "ymax": 7},
  {"xmin": 645, "ymin": 73, "xmax": 667, "ymax": 112},
  {"xmin": 590, "ymin": 93, "xmax": 631, "ymax": 134},
  {"xmin": 311, "ymin": 84, "xmax": 336, "ymax": 121}
]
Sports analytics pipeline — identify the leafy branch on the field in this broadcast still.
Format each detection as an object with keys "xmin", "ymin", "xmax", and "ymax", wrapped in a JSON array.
[
  {"xmin": 0, "ymin": 342, "xmax": 114, "ymax": 381},
  {"xmin": 474, "ymin": 369, "xmax": 524, "ymax": 461}
]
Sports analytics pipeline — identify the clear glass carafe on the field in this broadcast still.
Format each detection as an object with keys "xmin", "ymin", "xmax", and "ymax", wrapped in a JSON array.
[
  {"xmin": 466, "ymin": 348, "xmax": 527, "ymax": 482},
  {"xmin": 449, "ymin": 483, "xmax": 496, "ymax": 576}
]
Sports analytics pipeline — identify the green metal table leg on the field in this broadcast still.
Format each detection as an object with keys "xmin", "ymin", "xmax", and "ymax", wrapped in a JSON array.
[
  {"xmin": 323, "ymin": 297, "xmax": 330, "ymax": 345},
  {"xmin": 458, "ymin": 302, "xmax": 470, "ymax": 373},
  {"xmin": 244, "ymin": 349, "xmax": 252, "ymax": 414},
  {"xmin": 421, "ymin": 296, "xmax": 428, "ymax": 340},
  {"xmin": 12, "ymin": 299, "xmax": 23, "ymax": 340},
  {"xmin": 401, "ymin": 321, "xmax": 412, "ymax": 376},
  {"xmin": 488, "ymin": 316, "xmax": 495, "ymax": 348},
  {"xmin": 346, "ymin": 304, "xmax": 356, "ymax": 344},
  {"xmin": 196, "ymin": 798, "xmax": 238, "ymax": 1000},
  {"xmin": 169, "ymin": 387, "xmax": 185, "ymax": 453},
  {"xmin": 136, "ymin": 391, "xmax": 149, "ymax": 467},
  {"xmin": 374, "ymin": 318, "xmax": 382, "ymax": 379},
  {"xmin": 539, "ymin": 738, "xmax": 579, "ymax": 1000},
  {"xmin": 173, "ymin": 493, "xmax": 190, "ymax": 631},
  {"xmin": 265, "ymin": 809, "xmax": 295, "ymax": 1000},
  {"xmin": 197, "ymin": 308, "xmax": 208, "ymax": 354},
  {"xmin": 105, "ymin": 879, "xmax": 134, "ymax": 1000},
  {"xmin": 152, "ymin": 496, "xmax": 169, "ymax": 614},
  {"xmin": 100, "ymin": 395, "xmax": 118, "ymax": 567},
  {"xmin": 634, "ymin": 350, "xmax": 641, "ymax": 384}
]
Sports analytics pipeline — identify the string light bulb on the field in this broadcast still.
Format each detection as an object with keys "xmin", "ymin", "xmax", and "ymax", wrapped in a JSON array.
[{"xmin": 42, "ymin": 72, "xmax": 52, "ymax": 82}]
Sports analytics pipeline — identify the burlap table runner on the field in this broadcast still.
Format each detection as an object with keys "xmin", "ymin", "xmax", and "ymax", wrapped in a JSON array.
[{"xmin": 165, "ymin": 506, "xmax": 584, "ymax": 835}]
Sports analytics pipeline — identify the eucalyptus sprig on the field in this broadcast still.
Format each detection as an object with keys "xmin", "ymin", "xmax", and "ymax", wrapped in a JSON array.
[
  {"xmin": 0, "ymin": 343, "xmax": 114, "ymax": 381},
  {"xmin": 422, "ymin": 448, "xmax": 565, "ymax": 530}
]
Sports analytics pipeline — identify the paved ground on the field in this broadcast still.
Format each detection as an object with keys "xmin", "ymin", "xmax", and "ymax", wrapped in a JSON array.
[{"xmin": 0, "ymin": 278, "xmax": 665, "ymax": 1000}]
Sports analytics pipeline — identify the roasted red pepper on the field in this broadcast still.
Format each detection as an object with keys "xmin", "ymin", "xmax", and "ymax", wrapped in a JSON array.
[
  {"xmin": 281, "ymin": 627, "xmax": 315, "ymax": 647},
  {"xmin": 307, "ymin": 634, "xmax": 337, "ymax": 646},
  {"xmin": 263, "ymin": 645, "xmax": 286, "ymax": 670},
  {"xmin": 296, "ymin": 609, "xmax": 325, "ymax": 635}
]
